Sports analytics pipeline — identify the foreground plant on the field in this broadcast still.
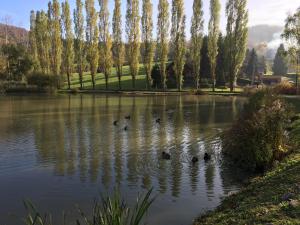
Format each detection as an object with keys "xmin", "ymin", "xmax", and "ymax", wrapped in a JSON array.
[
  {"xmin": 222, "ymin": 89, "xmax": 294, "ymax": 172},
  {"xmin": 23, "ymin": 189, "xmax": 154, "ymax": 225}
]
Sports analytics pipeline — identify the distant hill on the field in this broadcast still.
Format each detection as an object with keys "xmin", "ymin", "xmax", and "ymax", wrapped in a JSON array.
[
  {"xmin": 248, "ymin": 25, "xmax": 283, "ymax": 59},
  {"xmin": 0, "ymin": 23, "xmax": 28, "ymax": 45}
]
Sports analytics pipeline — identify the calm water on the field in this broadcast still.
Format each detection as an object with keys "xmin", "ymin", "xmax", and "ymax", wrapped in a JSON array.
[{"xmin": 0, "ymin": 94, "xmax": 247, "ymax": 225}]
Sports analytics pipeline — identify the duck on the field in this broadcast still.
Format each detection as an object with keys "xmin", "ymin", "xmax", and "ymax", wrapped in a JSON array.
[
  {"xmin": 192, "ymin": 156, "xmax": 199, "ymax": 163},
  {"xmin": 204, "ymin": 153, "xmax": 211, "ymax": 161},
  {"xmin": 162, "ymin": 151, "xmax": 171, "ymax": 160},
  {"xmin": 113, "ymin": 120, "xmax": 118, "ymax": 126},
  {"xmin": 125, "ymin": 115, "xmax": 131, "ymax": 120}
]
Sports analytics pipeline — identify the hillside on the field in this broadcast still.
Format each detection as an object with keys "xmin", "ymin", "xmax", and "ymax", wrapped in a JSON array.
[{"xmin": 0, "ymin": 23, "xmax": 28, "ymax": 45}]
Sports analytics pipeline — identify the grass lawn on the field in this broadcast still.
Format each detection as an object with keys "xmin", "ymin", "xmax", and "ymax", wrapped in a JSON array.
[
  {"xmin": 65, "ymin": 65, "xmax": 243, "ymax": 93},
  {"xmin": 194, "ymin": 117, "xmax": 300, "ymax": 225}
]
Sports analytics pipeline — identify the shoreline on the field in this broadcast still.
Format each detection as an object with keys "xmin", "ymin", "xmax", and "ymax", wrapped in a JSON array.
[{"xmin": 193, "ymin": 151, "xmax": 300, "ymax": 225}]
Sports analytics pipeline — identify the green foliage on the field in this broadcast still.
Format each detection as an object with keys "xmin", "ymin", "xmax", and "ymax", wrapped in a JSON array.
[
  {"xmin": 0, "ymin": 44, "xmax": 33, "ymax": 81},
  {"xmin": 273, "ymin": 44, "xmax": 288, "ymax": 76},
  {"xmin": 74, "ymin": 0, "xmax": 85, "ymax": 89},
  {"xmin": 222, "ymin": 90, "xmax": 293, "ymax": 172},
  {"xmin": 112, "ymin": 0, "xmax": 125, "ymax": 90},
  {"xmin": 171, "ymin": 0, "xmax": 186, "ymax": 91},
  {"xmin": 23, "ymin": 190, "xmax": 154, "ymax": 225},
  {"xmin": 190, "ymin": 0, "xmax": 204, "ymax": 89},
  {"xmin": 157, "ymin": 0, "xmax": 170, "ymax": 90},
  {"xmin": 208, "ymin": 0, "xmax": 221, "ymax": 92},
  {"xmin": 141, "ymin": 0, "xmax": 155, "ymax": 90},
  {"xmin": 126, "ymin": 0, "xmax": 141, "ymax": 89},
  {"xmin": 246, "ymin": 48, "xmax": 258, "ymax": 83},
  {"xmin": 226, "ymin": 0, "xmax": 248, "ymax": 91},
  {"xmin": 27, "ymin": 72, "xmax": 59, "ymax": 90}
]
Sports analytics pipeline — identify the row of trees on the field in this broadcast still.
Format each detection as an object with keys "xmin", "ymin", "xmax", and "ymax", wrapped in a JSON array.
[{"xmin": 29, "ymin": 0, "xmax": 248, "ymax": 91}]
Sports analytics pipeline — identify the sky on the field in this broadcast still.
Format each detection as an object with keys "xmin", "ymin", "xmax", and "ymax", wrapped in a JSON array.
[{"xmin": 0, "ymin": 0, "xmax": 299, "ymax": 34}]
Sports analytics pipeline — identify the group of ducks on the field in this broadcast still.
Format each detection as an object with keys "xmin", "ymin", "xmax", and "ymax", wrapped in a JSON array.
[
  {"xmin": 113, "ymin": 115, "xmax": 161, "ymax": 131},
  {"xmin": 162, "ymin": 151, "xmax": 211, "ymax": 164},
  {"xmin": 113, "ymin": 114, "xmax": 211, "ymax": 164}
]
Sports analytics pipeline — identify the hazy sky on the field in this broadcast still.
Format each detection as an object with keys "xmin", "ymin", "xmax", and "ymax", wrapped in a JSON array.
[{"xmin": 0, "ymin": 0, "xmax": 299, "ymax": 33}]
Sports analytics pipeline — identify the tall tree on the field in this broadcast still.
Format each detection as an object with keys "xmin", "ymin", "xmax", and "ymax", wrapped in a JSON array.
[
  {"xmin": 216, "ymin": 33, "xmax": 227, "ymax": 85},
  {"xmin": 74, "ymin": 0, "xmax": 85, "ymax": 89},
  {"xmin": 157, "ymin": 0, "xmax": 170, "ymax": 90},
  {"xmin": 226, "ymin": 0, "xmax": 248, "ymax": 91},
  {"xmin": 282, "ymin": 7, "xmax": 300, "ymax": 92},
  {"xmin": 35, "ymin": 11, "xmax": 51, "ymax": 74},
  {"xmin": 112, "ymin": 0, "xmax": 125, "ymax": 90},
  {"xmin": 29, "ymin": 10, "xmax": 39, "ymax": 71},
  {"xmin": 272, "ymin": 44, "xmax": 288, "ymax": 76},
  {"xmin": 208, "ymin": 0, "xmax": 220, "ymax": 92},
  {"xmin": 141, "ymin": 0, "xmax": 155, "ymax": 90},
  {"xmin": 190, "ymin": 0, "xmax": 204, "ymax": 89},
  {"xmin": 126, "ymin": 0, "xmax": 141, "ymax": 89},
  {"xmin": 99, "ymin": 0, "xmax": 113, "ymax": 90},
  {"xmin": 62, "ymin": 0, "xmax": 74, "ymax": 90},
  {"xmin": 171, "ymin": 0, "xmax": 186, "ymax": 91},
  {"xmin": 246, "ymin": 48, "xmax": 258, "ymax": 84},
  {"xmin": 48, "ymin": 0, "xmax": 63, "ymax": 87},
  {"xmin": 200, "ymin": 36, "xmax": 211, "ymax": 80},
  {"xmin": 85, "ymin": 0, "xmax": 99, "ymax": 90}
]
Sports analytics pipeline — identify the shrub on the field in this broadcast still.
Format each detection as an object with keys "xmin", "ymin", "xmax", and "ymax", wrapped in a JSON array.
[
  {"xmin": 27, "ymin": 72, "xmax": 59, "ymax": 91},
  {"xmin": 273, "ymin": 81, "xmax": 297, "ymax": 95},
  {"xmin": 222, "ymin": 89, "xmax": 294, "ymax": 172}
]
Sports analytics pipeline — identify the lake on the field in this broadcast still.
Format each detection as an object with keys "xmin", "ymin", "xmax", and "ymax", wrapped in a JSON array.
[{"xmin": 0, "ymin": 94, "xmax": 248, "ymax": 225}]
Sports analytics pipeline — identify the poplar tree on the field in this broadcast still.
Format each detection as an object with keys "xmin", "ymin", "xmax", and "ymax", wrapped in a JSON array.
[
  {"xmin": 208, "ymin": 0, "xmax": 220, "ymax": 92},
  {"xmin": 157, "ymin": 0, "xmax": 170, "ymax": 90},
  {"xmin": 85, "ymin": 0, "xmax": 99, "ymax": 90},
  {"xmin": 282, "ymin": 7, "xmax": 300, "ymax": 92},
  {"xmin": 273, "ymin": 44, "xmax": 288, "ymax": 76},
  {"xmin": 126, "ymin": 0, "xmax": 141, "ymax": 89},
  {"xmin": 48, "ymin": 0, "xmax": 63, "ymax": 87},
  {"xmin": 226, "ymin": 0, "xmax": 248, "ymax": 91},
  {"xmin": 99, "ymin": 0, "xmax": 113, "ymax": 90},
  {"xmin": 112, "ymin": 0, "xmax": 125, "ymax": 90},
  {"xmin": 74, "ymin": 0, "xmax": 85, "ymax": 89},
  {"xmin": 141, "ymin": 0, "xmax": 155, "ymax": 90},
  {"xmin": 190, "ymin": 0, "xmax": 204, "ymax": 89},
  {"xmin": 171, "ymin": 0, "xmax": 186, "ymax": 91},
  {"xmin": 62, "ymin": 0, "xmax": 74, "ymax": 90},
  {"xmin": 29, "ymin": 10, "xmax": 40, "ymax": 71},
  {"xmin": 35, "ymin": 11, "xmax": 51, "ymax": 74}
]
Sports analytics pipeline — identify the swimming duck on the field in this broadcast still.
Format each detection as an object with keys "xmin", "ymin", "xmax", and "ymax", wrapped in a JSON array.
[
  {"xmin": 204, "ymin": 153, "xmax": 211, "ymax": 161},
  {"xmin": 192, "ymin": 156, "xmax": 199, "ymax": 163},
  {"xmin": 162, "ymin": 151, "xmax": 171, "ymax": 160}
]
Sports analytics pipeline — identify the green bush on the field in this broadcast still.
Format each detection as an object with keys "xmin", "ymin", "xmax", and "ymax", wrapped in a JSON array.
[
  {"xmin": 27, "ymin": 72, "xmax": 58, "ymax": 90},
  {"xmin": 222, "ymin": 89, "xmax": 293, "ymax": 172}
]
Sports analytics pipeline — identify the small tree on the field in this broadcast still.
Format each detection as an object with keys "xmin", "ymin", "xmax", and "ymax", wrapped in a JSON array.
[{"xmin": 273, "ymin": 44, "xmax": 288, "ymax": 76}]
